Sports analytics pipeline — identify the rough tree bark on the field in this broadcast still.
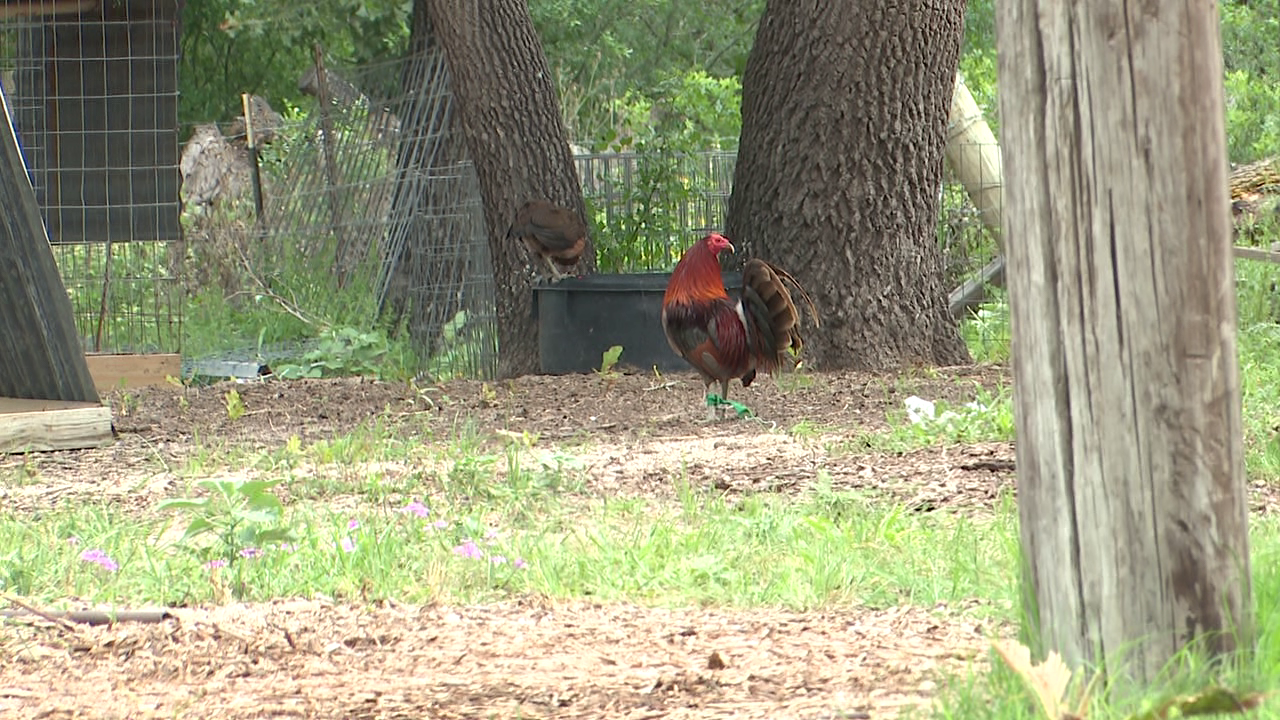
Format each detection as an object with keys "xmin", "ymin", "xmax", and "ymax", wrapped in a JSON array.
[
  {"xmin": 725, "ymin": 0, "xmax": 970, "ymax": 371},
  {"xmin": 424, "ymin": 0, "xmax": 592, "ymax": 378},
  {"xmin": 998, "ymin": 0, "xmax": 1252, "ymax": 681}
]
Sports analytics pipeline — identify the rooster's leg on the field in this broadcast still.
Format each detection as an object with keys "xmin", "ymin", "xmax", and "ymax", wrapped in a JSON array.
[
  {"xmin": 703, "ymin": 381, "xmax": 720, "ymax": 422},
  {"xmin": 545, "ymin": 256, "xmax": 566, "ymax": 282},
  {"xmin": 718, "ymin": 379, "xmax": 732, "ymax": 421}
]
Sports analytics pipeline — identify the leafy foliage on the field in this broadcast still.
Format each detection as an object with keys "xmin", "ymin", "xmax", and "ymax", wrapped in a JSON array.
[
  {"xmin": 583, "ymin": 74, "xmax": 742, "ymax": 271},
  {"xmin": 1221, "ymin": 0, "xmax": 1280, "ymax": 163},
  {"xmin": 597, "ymin": 345, "xmax": 624, "ymax": 376},
  {"xmin": 273, "ymin": 327, "xmax": 403, "ymax": 380},
  {"xmin": 156, "ymin": 478, "xmax": 297, "ymax": 570},
  {"xmin": 529, "ymin": 0, "xmax": 761, "ymax": 145},
  {"xmin": 178, "ymin": 0, "xmax": 410, "ymax": 129}
]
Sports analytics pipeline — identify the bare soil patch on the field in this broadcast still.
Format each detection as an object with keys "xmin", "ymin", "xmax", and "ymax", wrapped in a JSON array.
[
  {"xmin": 0, "ymin": 598, "xmax": 1005, "ymax": 720},
  {"xmin": 3, "ymin": 367, "xmax": 1013, "ymax": 514},
  {"xmin": 5, "ymin": 366, "xmax": 1279, "ymax": 717},
  {"xmin": 105, "ymin": 366, "xmax": 1008, "ymax": 446},
  {"xmin": 7, "ymin": 366, "xmax": 1280, "ymax": 515}
]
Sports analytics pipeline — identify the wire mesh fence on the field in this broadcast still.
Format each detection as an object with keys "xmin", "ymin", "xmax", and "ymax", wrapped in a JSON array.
[
  {"xmin": 578, "ymin": 151, "xmax": 736, "ymax": 272},
  {"xmin": 574, "ymin": 146, "xmax": 1010, "ymax": 359},
  {"xmin": 0, "ymin": 1, "xmax": 183, "ymax": 355},
  {"xmin": 177, "ymin": 43, "xmax": 499, "ymax": 379},
  {"xmin": 577, "ymin": 149, "xmax": 1005, "ymax": 290}
]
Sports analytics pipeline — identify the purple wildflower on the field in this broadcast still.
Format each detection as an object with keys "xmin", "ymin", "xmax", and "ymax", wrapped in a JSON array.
[
  {"xmin": 452, "ymin": 540, "xmax": 484, "ymax": 560},
  {"xmin": 401, "ymin": 500, "xmax": 430, "ymax": 519},
  {"xmin": 490, "ymin": 555, "xmax": 507, "ymax": 565},
  {"xmin": 79, "ymin": 549, "xmax": 118, "ymax": 573},
  {"xmin": 340, "ymin": 537, "xmax": 356, "ymax": 553},
  {"xmin": 483, "ymin": 528, "xmax": 502, "ymax": 543},
  {"xmin": 205, "ymin": 558, "xmax": 228, "ymax": 570},
  {"xmin": 277, "ymin": 542, "xmax": 296, "ymax": 553},
  {"xmin": 513, "ymin": 558, "xmax": 529, "ymax": 570},
  {"xmin": 238, "ymin": 547, "xmax": 263, "ymax": 559},
  {"xmin": 431, "ymin": 519, "xmax": 449, "ymax": 530},
  {"xmin": 347, "ymin": 519, "xmax": 360, "ymax": 531}
]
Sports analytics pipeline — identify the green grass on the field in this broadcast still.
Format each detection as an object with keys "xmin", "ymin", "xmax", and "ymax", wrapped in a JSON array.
[
  {"xmin": 847, "ymin": 383, "xmax": 1016, "ymax": 453},
  {"xmin": 933, "ymin": 521, "xmax": 1280, "ymax": 719},
  {"xmin": 0, "ymin": 462, "xmax": 1019, "ymax": 612}
]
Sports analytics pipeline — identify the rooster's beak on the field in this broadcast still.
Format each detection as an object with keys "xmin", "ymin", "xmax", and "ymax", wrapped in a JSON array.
[{"xmin": 725, "ymin": 241, "xmax": 735, "ymax": 254}]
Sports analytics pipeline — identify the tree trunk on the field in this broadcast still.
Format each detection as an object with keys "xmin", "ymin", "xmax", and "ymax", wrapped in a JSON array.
[
  {"xmin": 424, "ymin": 0, "xmax": 592, "ymax": 378},
  {"xmin": 725, "ymin": 0, "xmax": 970, "ymax": 371},
  {"xmin": 997, "ymin": 0, "xmax": 1251, "ymax": 682}
]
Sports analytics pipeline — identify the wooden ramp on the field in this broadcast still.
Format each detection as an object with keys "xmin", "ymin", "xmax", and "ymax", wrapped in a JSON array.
[{"xmin": 0, "ymin": 82, "xmax": 111, "ymax": 453}]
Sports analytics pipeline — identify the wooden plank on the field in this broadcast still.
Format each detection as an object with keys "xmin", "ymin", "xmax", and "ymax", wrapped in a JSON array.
[
  {"xmin": 1233, "ymin": 245, "xmax": 1280, "ymax": 264},
  {"xmin": 0, "ymin": 400, "xmax": 113, "ymax": 454},
  {"xmin": 0, "ymin": 397, "xmax": 100, "ymax": 414},
  {"xmin": 86, "ymin": 353, "xmax": 182, "ymax": 391},
  {"xmin": 949, "ymin": 254, "xmax": 1006, "ymax": 318},
  {"xmin": 946, "ymin": 248, "xmax": 1272, "ymax": 320}
]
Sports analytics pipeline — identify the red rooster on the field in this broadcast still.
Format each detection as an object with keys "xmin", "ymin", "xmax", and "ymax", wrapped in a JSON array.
[
  {"xmin": 507, "ymin": 200, "xmax": 588, "ymax": 281},
  {"xmin": 662, "ymin": 233, "xmax": 816, "ymax": 419}
]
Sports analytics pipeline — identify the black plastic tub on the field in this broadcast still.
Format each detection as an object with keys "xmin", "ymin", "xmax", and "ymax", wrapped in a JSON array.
[{"xmin": 536, "ymin": 271, "xmax": 743, "ymax": 374}]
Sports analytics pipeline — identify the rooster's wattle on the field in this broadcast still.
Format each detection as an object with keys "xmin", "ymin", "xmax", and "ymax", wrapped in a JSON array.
[{"xmin": 661, "ymin": 233, "xmax": 815, "ymax": 419}]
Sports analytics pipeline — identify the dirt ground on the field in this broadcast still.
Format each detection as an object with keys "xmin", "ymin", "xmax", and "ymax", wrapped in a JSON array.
[
  {"xmin": 0, "ymin": 366, "xmax": 1268, "ymax": 718},
  {"xmin": 1, "ymin": 599, "xmax": 1000, "ymax": 720},
  {"xmin": 6, "ymin": 366, "xmax": 1021, "ymax": 516}
]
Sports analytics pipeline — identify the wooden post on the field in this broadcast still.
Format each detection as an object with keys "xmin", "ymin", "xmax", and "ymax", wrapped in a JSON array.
[
  {"xmin": 945, "ymin": 73, "xmax": 1003, "ymax": 249},
  {"xmin": 241, "ymin": 92, "xmax": 264, "ymax": 221},
  {"xmin": 311, "ymin": 44, "xmax": 351, "ymax": 288},
  {"xmin": 996, "ymin": 0, "xmax": 1252, "ymax": 682}
]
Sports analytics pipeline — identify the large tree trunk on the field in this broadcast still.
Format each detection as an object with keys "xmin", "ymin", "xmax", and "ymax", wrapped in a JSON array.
[
  {"xmin": 424, "ymin": 0, "xmax": 592, "ymax": 378},
  {"xmin": 998, "ymin": 0, "xmax": 1251, "ymax": 681},
  {"xmin": 726, "ymin": 0, "xmax": 970, "ymax": 371}
]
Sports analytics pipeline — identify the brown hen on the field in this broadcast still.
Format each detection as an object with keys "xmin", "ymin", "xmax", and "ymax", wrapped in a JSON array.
[{"xmin": 507, "ymin": 200, "xmax": 588, "ymax": 281}]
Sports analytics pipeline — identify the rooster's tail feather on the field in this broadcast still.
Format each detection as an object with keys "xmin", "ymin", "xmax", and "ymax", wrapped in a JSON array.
[{"xmin": 741, "ymin": 259, "xmax": 819, "ymax": 369}]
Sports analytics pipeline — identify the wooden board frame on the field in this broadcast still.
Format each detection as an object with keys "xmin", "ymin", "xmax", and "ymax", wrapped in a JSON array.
[{"xmin": 86, "ymin": 353, "xmax": 182, "ymax": 392}]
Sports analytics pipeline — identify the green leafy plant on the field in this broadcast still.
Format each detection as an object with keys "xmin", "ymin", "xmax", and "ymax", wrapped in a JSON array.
[
  {"xmin": 156, "ymin": 477, "xmax": 296, "ymax": 566},
  {"xmin": 224, "ymin": 387, "xmax": 246, "ymax": 421},
  {"xmin": 273, "ymin": 326, "xmax": 396, "ymax": 379},
  {"xmin": 597, "ymin": 345, "xmax": 623, "ymax": 377}
]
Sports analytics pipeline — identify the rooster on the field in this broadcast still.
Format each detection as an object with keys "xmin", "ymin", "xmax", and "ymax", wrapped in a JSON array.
[
  {"xmin": 662, "ymin": 233, "xmax": 816, "ymax": 419},
  {"xmin": 507, "ymin": 200, "xmax": 588, "ymax": 281}
]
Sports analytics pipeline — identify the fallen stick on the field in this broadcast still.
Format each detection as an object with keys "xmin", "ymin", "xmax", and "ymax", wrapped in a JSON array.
[{"xmin": 1, "ymin": 603, "xmax": 175, "ymax": 626}]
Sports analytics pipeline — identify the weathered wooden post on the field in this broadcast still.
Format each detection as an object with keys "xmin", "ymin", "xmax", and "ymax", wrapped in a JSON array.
[{"xmin": 996, "ymin": 0, "xmax": 1252, "ymax": 682}]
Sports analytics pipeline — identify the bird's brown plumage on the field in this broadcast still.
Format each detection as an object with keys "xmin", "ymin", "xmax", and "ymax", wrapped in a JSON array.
[
  {"xmin": 661, "ymin": 233, "xmax": 817, "ymax": 418},
  {"xmin": 507, "ymin": 200, "xmax": 588, "ymax": 280}
]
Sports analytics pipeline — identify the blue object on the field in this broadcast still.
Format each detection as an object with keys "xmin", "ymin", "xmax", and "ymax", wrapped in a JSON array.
[{"xmin": 0, "ymin": 80, "xmax": 35, "ymax": 187}]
